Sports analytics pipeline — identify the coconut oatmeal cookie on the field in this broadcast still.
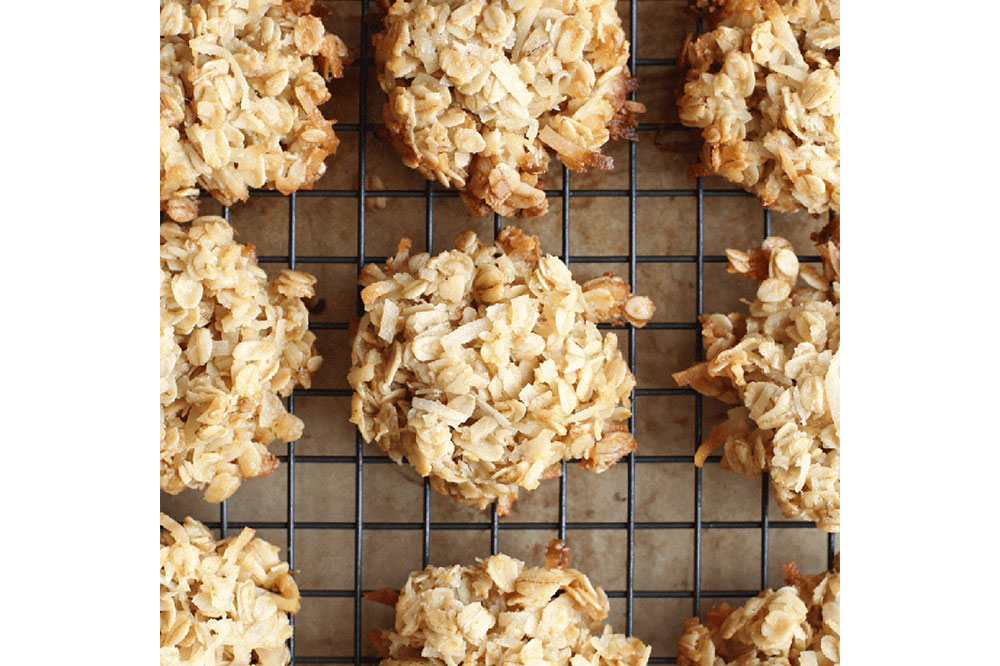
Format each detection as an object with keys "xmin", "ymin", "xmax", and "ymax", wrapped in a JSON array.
[
  {"xmin": 673, "ymin": 220, "xmax": 839, "ymax": 531},
  {"xmin": 677, "ymin": 0, "xmax": 839, "ymax": 213},
  {"xmin": 161, "ymin": 217, "xmax": 322, "ymax": 502},
  {"xmin": 161, "ymin": 513, "xmax": 300, "ymax": 666},
  {"xmin": 160, "ymin": 0, "xmax": 350, "ymax": 222},
  {"xmin": 368, "ymin": 541, "xmax": 651, "ymax": 666},
  {"xmin": 373, "ymin": 0, "xmax": 645, "ymax": 217},
  {"xmin": 349, "ymin": 227, "xmax": 654, "ymax": 513},
  {"xmin": 678, "ymin": 557, "xmax": 840, "ymax": 666}
]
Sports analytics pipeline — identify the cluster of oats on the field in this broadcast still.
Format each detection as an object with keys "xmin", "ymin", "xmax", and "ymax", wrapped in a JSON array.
[
  {"xmin": 673, "ymin": 220, "xmax": 839, "ymax": 531},
  {"xmin": 161, "ymin": 217, "xmax": 322, "ymax": 502},
  {"xmin": 678, "ymin": 558, "xmax": 840, "ymax": 666},
  {"xmin": 161, "ymin": 513, "xmax": 300, "ymax": 666},
  {"xmin": 374, "ymin": 0, "xmax": 645, "ymax": 217},
  {"xmin": 160, "ymin": 0, "xmax": 350, "ymax": 221},
  {"xmin": 370, "ymin": 545, "xmax": 651, "ymax": 666},
  {"xmin": 349, "ymin": 227, "xmax": 654, "ymax": 513},
  {"xmin": 677, "ymin": 0, "xmax": 840, "ymax": 213}
]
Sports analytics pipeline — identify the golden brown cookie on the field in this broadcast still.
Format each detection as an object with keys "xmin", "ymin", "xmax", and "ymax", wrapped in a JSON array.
[
  {"xmin": 673, "ymin": 220, "xmax": 839, "ymax": 531},
  {"xmin": 349, "ymin": 227, "xmax": 654, "ymax": 513},
  {"xmin": 160, "ymin": 0, "xmax": 350, "ymax": 221},
  {"xmin": 369, "ymin": 542, "xmax": 651, "ymax": 666},
  {"xmin": 160, "ymin": 513, "xmax": 300, "ymax": 666},
  {"xmin": 161, "ymin": 217, "xmax": 322, "ymax": 502},
  {"xmin": 678, "ymin": 557, "xmax": 840, "ymax": 666},
  {"xmin": 373, "ymin": 0, "xmax": 645, "ymax": 217},
  {"xmin": 677, "ymin": 0, "xmax": 839, "ymax": 213}
]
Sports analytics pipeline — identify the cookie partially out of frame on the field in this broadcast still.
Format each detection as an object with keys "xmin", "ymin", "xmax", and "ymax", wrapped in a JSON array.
[
  {"xmin": 673, "ymin": 220, "xmax": 839, "ymax": 531},
  {"xmin": 160, "ymin": 0, "xmax": 350, "ymax": 221},
  {"xmin": 373, "ymin": 0, "xmax": 645, "ymax": 217},
  {"xmin": 678, "ymin": 557, "xmax": 840, "ymax": 666},
  {"xmin": 368, "ymin": 541, "xmax": 651, "ymax": 666},
  {"xmin": 160, "ymin": 513, "xmax": 300, "ymax": 666},
  {"xmin": 349, "ymin": 227, "xmax": 655, "ymax": 514},
  {"xmin": 677, "ymin": 0, "xmax": 839, "ymax": 213},
  {"xmin": 161, "ymin": 217, "xmax": 322, "ymax": 502}
]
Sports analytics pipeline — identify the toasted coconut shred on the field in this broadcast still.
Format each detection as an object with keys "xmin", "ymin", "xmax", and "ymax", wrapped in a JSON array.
[
  {"xmin": 160, "ymin": 513, "xmax": 301, "ymax": 666},
  {"xmin": 160, "ymin": 0, "xmax": 350, "ymax": 222},
  {"xmin": 349, "ymin": 227, "xmax": 655, "ymax": 513},
  {"xmin": 678, "ymin": 558, "xmax": 840, "ymax": 666},
  {"xmin": 373, "ymin": 0, "xmax": 646, "ymax": 217},
  {"xmin": 161, "ymin": 217, "xmax": 322, "ymax": 502},
  {"xmin": 673, "ymin": 220, "xmax": 839, "ymax": 531},
  {"xmin": 370, "ymin": 543, "xmax": 651, "ymax": 666},
  {"xmin": 677, "ymin": 0, "xmax": 839, "ymax": 213}
]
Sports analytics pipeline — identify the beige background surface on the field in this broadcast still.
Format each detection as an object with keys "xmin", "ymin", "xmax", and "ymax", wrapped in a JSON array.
[{"xmin": 161, "ymin": 0, "xmax": 838, "ymax": 660}]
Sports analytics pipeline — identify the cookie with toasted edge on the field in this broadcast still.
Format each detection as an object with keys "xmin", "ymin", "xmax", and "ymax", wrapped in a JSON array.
[{"xmin": 373, "ymin": 0, "xmax": 644, "ymax": 217}]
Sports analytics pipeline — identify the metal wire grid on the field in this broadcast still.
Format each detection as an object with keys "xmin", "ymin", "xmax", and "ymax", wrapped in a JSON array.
[{"xmin": 184, "ymin": 1, "xmax": 838, "ymax": 663}]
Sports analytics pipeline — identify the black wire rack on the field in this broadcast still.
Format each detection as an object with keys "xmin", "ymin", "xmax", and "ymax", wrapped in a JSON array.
[{"xmin": 174, "ymin": 1, "xmax": 838, "ymax": 663}]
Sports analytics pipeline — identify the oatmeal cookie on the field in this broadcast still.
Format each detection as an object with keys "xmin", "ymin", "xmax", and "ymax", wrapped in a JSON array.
[
  {"xmin": 161, "ymin": 217, "xmax": 322, "ymax": 502},
  {"xmin": 673, "ymin": 220, "xmax": 839, "ymax": 531},
  {"xmin": 368, "ymin": 541, "xmax": 651, "ymax": 666},
  {"xmin": 160, "ymin": 513, "xmax": 300, "ymax": 666},
  {"xmin": 678, "ymin": 557, "xmax": 840, "ymax": 666},
  {"xmin": 160, "ymin": 0, "xmax": 350, "ymax": 222},
  {"xmin": 373, "ymin": 0, "xmax": 645, "ymax": 217},
  {"xmin": 677, "ymin": 0, "xmax": 839, "ymax": 213},
  {"xmin": 349, "ymin": 227, "xmax": 654, "ymax": 513}
]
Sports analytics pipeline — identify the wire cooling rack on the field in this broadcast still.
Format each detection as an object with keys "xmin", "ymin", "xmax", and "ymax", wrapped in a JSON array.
[{"xmin": 167, "ymin": 1, "xmax": 838, "ymax": 663}]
